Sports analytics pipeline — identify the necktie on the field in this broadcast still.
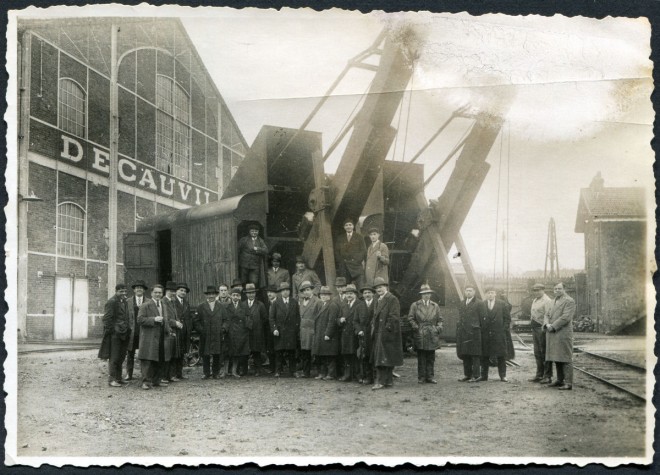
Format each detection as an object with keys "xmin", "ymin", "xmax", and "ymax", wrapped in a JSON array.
[
  {"xmin": 157, "ymin": 300, "xmax": 161, "ymax": 315},
  {"xmin": 249, "ymin": 301, "xmax": 253, "ymax": 308},
  {"xmin": 489, "ymin": 301, "xmax": 493, "ymax": 311},
  {"xmin": 347, "ymin": 233, "xmax": 352, "ymax": 241}
]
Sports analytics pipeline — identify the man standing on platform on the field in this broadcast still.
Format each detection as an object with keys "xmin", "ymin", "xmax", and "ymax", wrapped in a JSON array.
[
  {"xmin": 544, "ymin": 282, "xmax": 576, "ymax": 391},
  {"xmin": 238, "ymin": 223, "xmax": 268, "ymax": 287},
  {"xmin": 101, "ymin": 284, "xmax": 129, "ymax": 387},
  {"xmin": 456, "ymin": 285, "xmax": 481, "ymax": 382},
  {"xmin": 291, "ymin": 256, "xmax": 322, "ymax": 299},
  {"xmin": 267, "ymin": 253, "xmax": 290, "ymax": 290},
  {"xmin": 371, "ymin": 277, "xmax": 403, "ymax": 390},
  {"xmin": 125, "ymin": 280, "xmax": 149, "ymax": 381},
  {"xmin": 137, "ymin": 285, "xmax": 172, "ymax": 390},
  {"xmin": 335, "ymin": 218, "xmax": 367, "ymax": 289},
  {"xmin": 529, "ymin": 283, "xmax": 554, "ymax": 384}
]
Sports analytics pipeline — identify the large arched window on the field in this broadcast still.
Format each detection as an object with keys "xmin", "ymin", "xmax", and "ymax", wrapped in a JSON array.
[
  {"xmin": 156, "ymin": 74, "xmax": 191, "ymax": 181},
  {"xmin": 57, "ymin": 202, "xmax": 85, "ymax": 258},
  {"xmin": 58, "ymin": 78, "xmax": 86, "ymax": 138}
]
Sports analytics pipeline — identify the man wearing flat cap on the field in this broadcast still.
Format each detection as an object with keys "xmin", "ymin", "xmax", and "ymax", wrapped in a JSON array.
[
  {"xmin": 125, "ymin": 280, "xmax": 150, "ymax": 381},
  {"xmin": 298, "ymin": 280, "xmax": 322, "ymax": 378},
  {"xmin": 291, "ymin": 255, "xmax": 321, "ymax": 299},
  {"xmin": 529, "ymin": 283, "xmax": 554, "ymax": 384},
  {"xmin": 100, "ymin": 284, "xmax": 129, "ymax": 387},
  {"xmin": 269, "ymin": 282, "xmax": 300, "ymax": 377},
  {"xmin": 238, "ymin": 223, "xmax": 269, "ymax": 288},
  {"xmin": 267, "ymin": 252, "xmax": 290, "ymax": 290},
  {"xmin": 365, "ymin": 227, "xmax": 390, "ymax": 287},
  {"xmin": 335, "ymin": 218, "xmax": 367, "ymax": 289}
]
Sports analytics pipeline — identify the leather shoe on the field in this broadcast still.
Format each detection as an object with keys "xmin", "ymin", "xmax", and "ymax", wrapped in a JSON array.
[
  {"xmin": 274, "ymin": 373, "xmax": 280, "ymax": 378},
  {"xmin": 339, "ymin": 375, "xmax": 351, "ymax": 382},
  {"xmin": 108, "ymin": 381, "xmax": 122, "ymax": 387},
  {"xmin": 323, "ymin": 376, "xmax": 335, "ymax": 381},
  {"xmin": 426, "ymin": 379, "xmax": 437, "ymax": 384},
  {"xmin": 458, "ymin": 376, "xmax": 471, "ymax": 382},
  {"xmin": 371, "ymin": 384, "xmax": 384, "ymax": 390},
  {"xmin": 363, "ymin": 379, "xmax": 374, "ymax": 385},
  {"xmin": 548, "ymin": 380, "xmax": 563, "ymax": 387},
  {"xmin": 202, "ymin": 375, "xmax": 211, "ymax": 380},
  {"xmin": 141, "ymin": 383, "xmax": 151, "ymax": 390},
  {"xmin": 539, "ymin": 378, "xmax": 552, "ymax": 384},
  {"xmin": 467, "ymin": 378, "xmax": 479, "ymax": 383},
  {"xmin": 500, "ymin": 377, "xmax": 509, "ymax": 383},
  {"xmin": 159, "ymin": 379, "xmax": 170, "ymax": 385},
  {"xmin": 474, "ymin": 376, "xmax": 487, "ymax": 382},
  {"xmin": 314, "ymin": 374, "xmax": 324, "ymax": 380},
  {"xmin": 418, "ymin": 378, "xmax": 425, "ymax": 384},
  {"xmin": 170, "ymin": 377, "xmax": 181, "ymax": 382},
  {"xmin": 528, "ymin": 377, "xmax": 542, "ymax": 382},
  {"xmin": 557, "ymin": 384, "xmax": 572, "ymax": 390}
]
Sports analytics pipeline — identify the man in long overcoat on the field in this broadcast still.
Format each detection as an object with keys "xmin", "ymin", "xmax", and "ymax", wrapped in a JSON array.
[
  {"xmin": 298, "ymin": 281, "xmax": 322, "ymax": 378},
  {"xmin": 169, "ymin": 282, "xmax": 192, "ymax": 381},
  {"xmin": 137, "ymin": 284, "xmax": 173, "ymax": 389},
  {"xmin": 355, "ymin": 285, "xmax": 375, "ymax": 385},
  {"xmin": 291, "ymin": 256, "xmax": 322, "ymax": 299},
  {"xmin": 530, "ymin": 283, "xmax": 554, "ymax": 384},
  {"xmin": 100, "ymin": 283, "xmax": 129, "ymax": 387},
  {"xmin": 544, "ymin": 282, "xmax": 576, "ymax": 390},
  {"xmin": 226, "ymin": 286, "xmax": 252, "ymax": 377},
  {"xmin": 334, "ymin": 218, "xmax": 367, "ymax": 289},
  {"xmin": 194, "ymin": 286, "xmax": 228, "ymax": 379},
  {"xmin": 245, "ymin": 283, "xmax": 268, "ymax": 376},
  {"xmin": 263, "ymin": 284, "xmax": 279, "ymax": 374},
  {"xmin": 338, "ymin": 284, "xmax": 363, "ymax": 382},
  {"xmin": 371, "ymin": 277, "xmax": 403, "ymax": 390},
  {"xmin": 238, "ymin": 223, "xmax": 269, "ymax": 287},
  {"xmin": 407, "ymin": 284, "xmax": 443, "ymax": 384},
  {"xmin": 312, "ymin": 286, "xmax": 340, "ymax": 380},
  {"xmin": 476, "ymin": 287, "xmax": 512, "ymax": 382},
  {"xmin": 160, "ymin": 281, "xmax": 180, "ymax": 384},
  {"xmin": 267, "ymin": 253, "xmax": 290, "ymax": 290},
  {"xmin": 456, "ymin": 285, "xmax": 482, "ymax": 382},
  {"xmin": 364, "ymin": 228, "xmax": 390, "ymax": 286},
  {"xmin": 269, "ymin": 282, "xmax": 300, "ymax": 377},
  {"xmin": 125, "ymin": 280, "xmax": 149, "ymax": 381}
]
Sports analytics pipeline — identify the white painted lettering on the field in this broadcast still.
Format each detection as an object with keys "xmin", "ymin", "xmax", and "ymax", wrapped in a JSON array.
[
  {"xmin": 195, "ymin": 188, "xmax": 201, "ymax": 205},
  {"xmin": 61, "ymin": 135, "xmax": 83, "ymax": 162},
  {"xmin": 160, "ymin": 175, "xmax": 175, "ymax": 196},
  {"xmin": 178, "ymin": 182, "xmax": 192, "ymax": 201},
  {"xmin": 138, "ymin": 169, "xmax": 157, "ymax": 191},
  {"xmin": 204, "ymin": 191, "xmax": 210, "ymax": 204},
  {"xmin": 118, "ymin": 158, "xmax": 136, "ymax": 182},
  {"xmin": 92, "ymin": 147, "xmax": 110, "ymax": 173}
]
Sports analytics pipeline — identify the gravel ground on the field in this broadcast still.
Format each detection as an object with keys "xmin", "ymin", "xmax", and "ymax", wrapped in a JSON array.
[{"xmin": 16, "ymin": 346, "xmax": 648, "ymax": 460}]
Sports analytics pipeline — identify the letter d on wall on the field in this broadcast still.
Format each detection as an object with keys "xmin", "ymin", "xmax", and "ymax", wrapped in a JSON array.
[{"xmin": 61, "ymin": 135, "xmax": 83, "ymax": 162}]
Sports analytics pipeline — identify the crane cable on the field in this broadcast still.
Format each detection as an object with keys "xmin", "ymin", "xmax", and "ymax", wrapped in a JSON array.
[{"xmin": 492, "ymin": 123, "xmax": 505, "ymax": 280}]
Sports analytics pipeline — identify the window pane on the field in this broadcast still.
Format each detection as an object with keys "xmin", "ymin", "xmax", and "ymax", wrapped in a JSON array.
[
  {"xmin": 156, "ymin": 75, "xmax": 191, "ymax": 181},
  {"xmin": 57, "ymin": 203, "xmax": 85, "ymax": 258},
  {"xmin": 59, "ymin": 79, "xmax": 86, "ymax": 137}
]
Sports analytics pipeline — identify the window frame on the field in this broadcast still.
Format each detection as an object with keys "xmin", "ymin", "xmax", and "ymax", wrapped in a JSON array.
[
  {"xmin": 58, "ymin": 77, "xmax": 87, "ymax": 139},
  {"xmin": 155, "ymin": 74, "xmax": 192, "ymax": 181},
  {"xmin": 56, "ymin": 201, "xmax": 86, "ymax": 259}
]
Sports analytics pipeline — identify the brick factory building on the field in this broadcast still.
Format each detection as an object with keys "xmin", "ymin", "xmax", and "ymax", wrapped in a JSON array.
[
  {"xmin": 16, "ymin": 18, "xmax": 247, "ymax": 340},
  {"xmin": 575, "ymin": 172, "xmax": 647, "ymax": 334}
]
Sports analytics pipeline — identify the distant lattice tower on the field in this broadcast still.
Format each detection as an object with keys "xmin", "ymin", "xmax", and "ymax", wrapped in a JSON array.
[{"xmin": 544, "ymin": 217, "xmax": 560, "ymax": 280}]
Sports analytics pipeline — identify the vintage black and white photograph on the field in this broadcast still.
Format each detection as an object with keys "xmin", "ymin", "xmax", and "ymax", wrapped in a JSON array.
[{"xmin": 4, "ymin": 3, "xmax": 656, "ymax": 466}]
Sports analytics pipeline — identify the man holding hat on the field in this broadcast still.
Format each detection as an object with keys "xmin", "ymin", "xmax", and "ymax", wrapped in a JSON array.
[
  {"xmin": 245, "ymin": 283, "xmax": 268, "ymax": 376},
  {"xmin": 100, "ymin": 284, "xmax": 129, "ymax": 387},
  {"xmin": 226, "ymin": 286, "xmax": 252, "ymax": 377},
  {"xmin": 291, "ymin": 256, "xmax": 321, "ymax": 299},
  {"xmin": 125, "ymin": 280, "xmax": 150, "ymax": 381},
  {"xmin": 312, "ymin": 286, "xmax": 340, "ymax": 380},
  {"xmin": 194, "ymin": 286, "xmax": 228, "ymax": 379},
  {"xmin": 169, "ymin": 282, "xmax": 192, "ymax": 381},
  {"xmin": 298, "ymin": 281, "xmax": 322, "ymax": 378},
  {"xmin": 371, "ymin": 277, "xmax": 403, "ymax": 390},
  {"xmin": 354, "ymin": 284, "xmax": 376, "ymax": 384},
  {"xmin": 335, "ymin": 218, "xmax": 367, "ymax": 289},
  {"xmin": 408, "ymin": 284, "xmax": 443, "ymax": 384},
  {"xmin": 365, "ymin": 227, "xmax": 390, "ymax": 287},
  {"xmin": 338, "ymin": 284, "xmax": 363, "ymax": 382},
  {"xmin": 238, "ymin": 223, "xmax": 269, "ymax": 288},
  {"xmin": 269, "ymin": 282, "xmax": 300, "ymax": 377},
  {"xmin": 529, "ymin": 283, "xmax": 554, "ymax": 383},
  {"xmin": 267, "ymin": 253, "xmax": 290, "ymax": 290}
]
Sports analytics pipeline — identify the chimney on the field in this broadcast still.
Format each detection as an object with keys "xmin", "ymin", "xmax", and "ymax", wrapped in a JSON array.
[{"xmin": 590, "ymin": 171, "xmax": 604, "ymax": 191}]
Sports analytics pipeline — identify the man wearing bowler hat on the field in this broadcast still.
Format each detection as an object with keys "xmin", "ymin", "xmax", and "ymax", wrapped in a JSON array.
[
  {"xmin": 125, "ymin": 280, "xmax": 150, "ymax": 381},
  {"xmin": 267, "ymin": 253, "xmax": 290, "ymax": 290},
  {"xmin": 529, "ymin": 283, "xmax": 554, "ymax": 384},
  {"xmin": 100, "ymin": 283, "xmax": 129, "ymax": 387},
  {"xmin": 291, "ymin": 255, "xmax": 321, "ymax": 299},
  {"xmin": 194, "ymin": 286, "xmax": 228, "ymax": 379},
  {"xmin": 269, "ymin": 281, "xmax": 300, "ymax": 377},
  {"xmin": 312, "ymin": 286, "xmax": 340, "ymax": 380},
  {"xmin": 371, "ymin": 277, "xmax": 403, "ymax": 390},
  {"xmin": 335, "ymin": 218, "xmax": 367, "ymax": 289},
  {"xmin": 238, "ymin": 223, "xmax": 269, "ymax": 288}
]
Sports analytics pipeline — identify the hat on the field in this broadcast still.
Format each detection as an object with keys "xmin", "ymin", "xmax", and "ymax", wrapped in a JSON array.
[
  {"xmin": 248, "ymin": 223, "xmax": 260, "ymax": 231},
  {"xmin": 360, "ymin": 284, "xmax": 374, "ymax": 293},
  {"xmin": 373, "ymin": 277, "xmax": 389, "ymax": 288},
  {"xmin": 131, "ymin": 280, "xmax": 148, "ymax": 290},
  {"xmin": 165, "ymin": 281, "xmax": 178, "ymax": 291},
  {"xmin": 419, "ymin": 284, "xmax": 433, "ymax": 294},
  {"xmin": 344, "ymin": 284, "xmax": 358, "ymax": 294},
  {"xmin": 532, "ymin": 283, "xmax": 545, "ymax": 290},
  {"xmin": 231, "ymin": 278, "xmax": 243, "ymax": 287},
  {"xmin": 271, "ymin": 252, "xmax": 282, "ymax": 262},
  {"xmin": 245, "ymin": 283, "xmax": 257, "ymax": 293},
  {"xmin": 335, "ymin": 277, "xmax": 347, "ymax": 287},
  {"xmin": 367, "ymin": 227, "xmax": 380, "ymax": 234},
  {"xmin": 176, "ymin": 282, "xmax": 190, "ymax": 292},
  {"xmin": 295, "ymin": 255, "xmax": 306, "ymax": 264},
  {"xmin": 319, "ymin": 286, "xmax": 333, "ymax": 295},
  {"xmin": 343, "ymin": 217, "xmax": 355, "ymax": 225},
  {"xmin": 266, "ymin": 284, "xmax": 279, "ymax": 293},
  {"xmin": 484, "ymin": 286, "xmax": 497, "ymax": 293},
  {"xmin": 277, "ymin": 282, "xmax": 291, "ymax": 292},
  {"xmin": 203, "ymin": 285, "xmax": 218, "ymax": 295},
  {"xmin": 115, "ymin": 283, "xmax": 127, "ymax": 291},
  {"xmin": 299, "ymin": 281, "xmax": 314, "ymax": 292},
  {"xmin": 230, "ymin": 286, "xmax": 243, "ymax": 295}
]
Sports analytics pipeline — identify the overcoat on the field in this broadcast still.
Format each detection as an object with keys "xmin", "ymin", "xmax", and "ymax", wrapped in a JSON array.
[
  {"xmin": 246, "ymin": 299, "xmax": 268, "ymax": 353},
  {"xmin": 340, "ymin": 300, "xmax": 363, "ymax": 355},
  {"xmin": 267, "ymin": 267, "xmax": 290, "ymax": 290},
  {"xmin": 371, "ymin": 291, "xmax": 404, "ymax": 367},
  {"xmin": 291, "ymin": 269, "xmax": 322, "ymax": 299},
  {"xmin": 544, "ymin": 294, "xmax": 575, "ymax": 363},
  {"xmin": 407, "ymin": 299, "xmax": 443, "ymax": 351},
  {"xmin": 335, "ymin": 232, "xmax": 367, "ymax": 281},
  {"xmin": 137, "ymin": 299, "xmax": 173, "ymax": 362},
  {"xmin": 194, "ymin": 301, "xmax": 228, "ymax": 356},
  {"xmin": 456, "ymin": 297, "xmax": 482, "ymax": 357},
  {"xmin": 299, "ymin": 295, "xmax": 322, "ymax": 351},
  {"xmin": 312, "ymin": 299, "xmax": 340, "ymax": 356},
  {"xmin": 364, "ymin": 241, "xmax": 390, "ymax": 286},
  {"xmin": 226, "ymin": 301, "xmax": 252, "ymax": 356},
  {"xmin": 269, "ymin": 297, "xmax": 300, "ymax": 351},
  {"xmin": 238, "ymin": 236, "xmax": 269, "ymax": 270},
  {"xmin": 98, "ymin": 295, "xmax": 129, "ymax": 359},
  {"xmin": 162, "ymin": 297, "xmax": 180, "ymax": 358},
  {"xmin": 478, "ymin": 299, "xmax": 513, "ymax": 358},
  {"xmin": 173, "ymin": 297, "xmax": 193, "ymax": 355},
  {"xmin": 126, "ymin": 296, "xmax": 150, "ymax": 352},
  {"xmin": 353, "ymin": 299, "xmax": 374, "ymax": 359}
]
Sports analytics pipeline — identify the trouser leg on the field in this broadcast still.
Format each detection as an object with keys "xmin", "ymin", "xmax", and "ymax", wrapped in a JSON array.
[
  {"xmin": 362, "ymin": 361, "xmax": 373, "ymax": 382},
  {"xmin": 170, "ymin": 357, "xmax": 183, "ymax": 378},
  {"xmin": 287, "ymin": 351, "xmax": 297, "ymax": 375},
  {"xmin": 497, "ymin": 356, "xmax": 507, "ymax": 379},
  {"xmin": 480, "ymin": 357, "xmax": 490, "ymax": 380},
  {"xmin": 556, "ymin": 362, "xmax": 564, "ymax": 383},
  {"xmin": 471, "ymin": 356, "xmax": 481, "ymax": 379},
  {"xmin": 160, "ymin": 361, "xmax": 170, "ymax": 382},
  {"xmin": 251, "ymin": 352, "xmax": 263, "ymax": 375},
  {"xmin": 384, "ymin": 366, "xmax": 394, "ymax": 386},
  {"xmin": 563, "ymin": 362, "xmax": 573, "ymax": 385},
  {"xmin": 326, "ymin": 356, "xmax": 337, "ymax": 378},
  {"xmin": 532, "ymin": 326, "xmax": 545, "ymax": 378},
  {"xmin": 211, "ymin": 354, "xmax": 221, "ymax": 377},
  {"xmin": 462, "ymin": 358, "xmax": 472, "ymax": 378},
  {"xmin": 301, "ymin": 350, "xmax": 311, "ymax": 376},
  {"xmin": 426, "ymin": 350, "xmax": 436, "ymax": 380},
  {"xmin": 126, "ymin": 350, "xmax": 135, "ymax": 379},
  {"xmin": 202, "ymin": 355, "xmax": 211, "ymax": 377},
  {"xmin": 140, "ymin": 359, "xmax": 152, "ymax": 386},
  {"xmin": 417, "ymin": 350, "xmax": 426, "ymax": 380},
  {"xmin": 108, "ymin": 334, "xmax": 128, "ymax": 382}
]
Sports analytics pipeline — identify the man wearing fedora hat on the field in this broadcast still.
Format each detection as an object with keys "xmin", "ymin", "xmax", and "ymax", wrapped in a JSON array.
[
  {"xmin": 124, "ymin": 280, "xmax": 150, "ymax": 381},
  {"xmin": 312, "ymin": 286, "xmax": 340, "ymax": 380},
  {"xmin": 168, "ymin": 282, "xmax": 192, "ymax": 381},
  {"xmin": 267, "ymin": 252, "xmax": 290, "ymax": 290},
  {"xmin": 408, "ymin": 284, "xmax": 443, "ymax": 384},
  {"xmin": 365, "ymin": 227, "xmax": 390, "ymax": 287},
  {"xmin": 335, "ymin": 218, "xmax": 367, "ymax": 289},
  {"xmin": 298, "ymin": 280, "xmax": 322, "ymax": 378},
  {"xmin": 159, "ymin": 281, "xmax": 180, "ymax": 384},
  {"xmin": 529, "ymin": 283, "xmax": 554, "ymax": 383},
  {"xmin": 245, "ymin": 283, "xmax": 268, "ymax": 376},
  {"xmin": 355, "ymin": 284, "xmax": 376, "ymax": 384},
  {"xmin": 194, "ymin": 286, "xmax": 228, "ymax": 379},
  {"xmin": 100, "ymin": 283, "xmax": 129, "ymax": 387},
  {"xmin": 269, "ymin": 281, "xmax": 300, "ymax": 377},
  {"xmin": 226, "ymin": 286, "xmax": 252, "ymax": 377},
  {"xmin": 291, "ymin": 256, "xmax": 321, "ymax": 299},
  {"xmin": 338, "ymin": 284, "xmax": 363, "ymax": 382},
  {"xmin": 238, "ymin": 223, "xmax": 269, "ymax": 288},
  {"xmin": 371, "ymin": 277, "xmax": 403, "ymax": 389}
]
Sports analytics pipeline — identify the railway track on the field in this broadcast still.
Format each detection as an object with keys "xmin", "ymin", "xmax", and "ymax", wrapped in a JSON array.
[{"xmin": 573, "ymin": 349, "xmax": 646, "ymax": 402}]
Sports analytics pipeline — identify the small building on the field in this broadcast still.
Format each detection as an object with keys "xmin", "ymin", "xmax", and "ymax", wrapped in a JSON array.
[
  {"xmin": 17, "ymin": 18, "xmax": 247, "ymax": 340},
  {"xmin": 575, "ymin": 172, "xmax": 647, "ymax": 334}
]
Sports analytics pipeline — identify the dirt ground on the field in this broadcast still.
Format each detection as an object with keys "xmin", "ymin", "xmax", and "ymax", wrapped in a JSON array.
[{"xmin": 16, "ymin": 346, "xmax": 647, "ymax": 460}]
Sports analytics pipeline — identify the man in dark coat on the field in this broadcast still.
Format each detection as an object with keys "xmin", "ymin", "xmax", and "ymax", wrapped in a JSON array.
[
  {"xmin": 169, "ymin": 282, "xmax": 192, "ymax": 381},
  {"xmin": 216, "ymin": 283, "xmax": 231, "ymax": 305},
  {"xmin": 355, "ymin": 285, "xmax": 375, "ymax": 385},
  {"xmin": 125, "ymin": 280, "xmax": 149, "ymax": 381},
  {"xmin": 263, "ymin": 284, "xmax": 279, "ymax": 374},
  {"xmin": 476, "ymin": 287, "xmax": 512, "ymax": 382},
  {"xmin": 291, "ymin": 256, "xmax": 322, "ymax": 299},
  {"xmin": 100, "ymin": 284, "xmax": 129, "ymax": 387},
  {"xmin": 267, "ymin": 253, "xmax": 290, "ymax": 290},
  {"xmin": 137, "ymin": 285, "xmax": 173, "ymax": 389},
  {"xmin": 194, "ymin": 286, "xmax": 228, "ymax": 379},
  {"xmin": 408, "ymin": 284, "xmax": 443, "ymax": 384},
  {"xmin": 226, "ymin": 286, "xmax": 252, "ymax": 377},
  {"xmin": 371, "ymin": 277, "xmax": 403, "ymax": 390},
  {"xmin": 269, "ymin": 282, "xmax": 300, "ymax": 377},
  {"xmin": 339, "ymin": 284, "xmax": 362, "ymax": 382},
  {"xmin": 334, "ymin": 218, "xmax": 367, "ymax": 289},
  {"xmin": 238, "ymin": 223, "xmax": 268, "ymax": 287},
  {"xmin": 456, "ymin": 284, "xmax": 482, "ymax": 382},
  {"xmin": 312, "ymin": 286, "xmax": 340, "ymax": 380},
  {"xmin": 245, "ymin": 283, "xmax": 268, "ymax": 376},
  {"xmin": 160, "ymin": 281, "xmax": 179, "ymax": 384},
  {"xmin": 298, "ymin": 281, "xmax": 322, "ymax": 378}
]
